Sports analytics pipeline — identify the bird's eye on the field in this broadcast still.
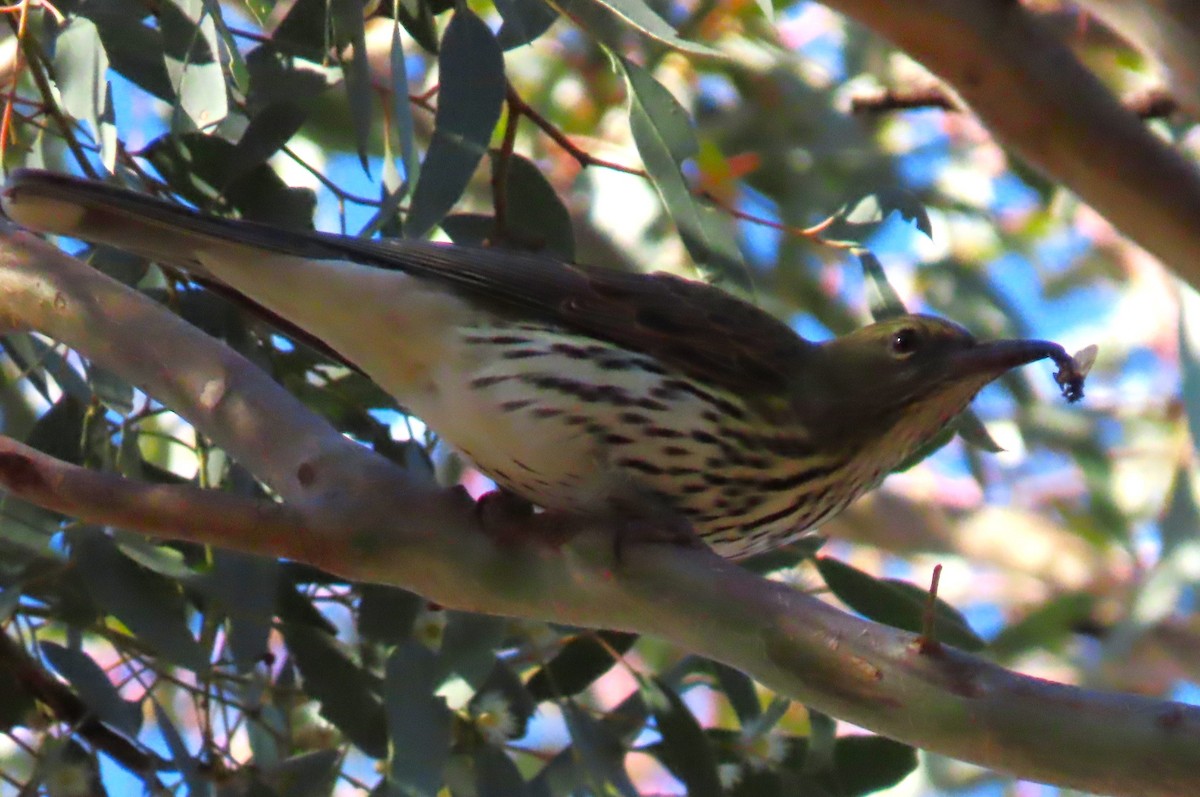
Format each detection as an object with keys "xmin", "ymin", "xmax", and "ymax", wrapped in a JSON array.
[{"xmin": 890, "ymin": 328, "xmax": 919, "ymax": 357}]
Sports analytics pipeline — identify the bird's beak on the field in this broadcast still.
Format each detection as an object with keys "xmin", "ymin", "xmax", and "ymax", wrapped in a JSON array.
[
  {"xmin": 951, "ymin": 338, "xmax": 1086, "ymax": 402},
  {"xmin": 954, "ymin": 338, "xmax": 1067, "ymax": 373}
]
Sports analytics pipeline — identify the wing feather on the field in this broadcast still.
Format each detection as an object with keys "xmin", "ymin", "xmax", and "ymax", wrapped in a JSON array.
[{"xmin": 2, "ymin": 169, "xmax": 812, "ymax": 397}]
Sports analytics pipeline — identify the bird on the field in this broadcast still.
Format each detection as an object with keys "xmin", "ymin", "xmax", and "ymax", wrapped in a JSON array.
[{"xmin": 0, "ymin": 169, "xmax": 1086, "ymax": 560}]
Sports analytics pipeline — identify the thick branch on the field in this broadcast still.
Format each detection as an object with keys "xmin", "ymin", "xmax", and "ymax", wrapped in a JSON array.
[
  {"xmin": 0, "ymin": 228, "xmax": 1197, "ymax": 795},
  {"xmin": 824, "ymin": 0, "xmax": 1200, "ymax": 288}
]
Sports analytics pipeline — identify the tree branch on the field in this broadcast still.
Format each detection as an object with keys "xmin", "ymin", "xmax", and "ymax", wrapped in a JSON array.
[
  {"xmin": 824, "ymin": 0, "xmax": 1200, "ymax": 288},
  {"xmin": 0, "ymin": 227, "xmax": 1197, "ymax": 795}
]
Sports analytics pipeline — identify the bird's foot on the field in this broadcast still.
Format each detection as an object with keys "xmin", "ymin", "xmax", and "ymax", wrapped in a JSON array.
[
  {"xmin": 610, "ymin": 510, "xmax": 706, "ymax": 564},
  {"xmin": 475, "ymin": 489, "xmax": 575, "ymax": 551}
]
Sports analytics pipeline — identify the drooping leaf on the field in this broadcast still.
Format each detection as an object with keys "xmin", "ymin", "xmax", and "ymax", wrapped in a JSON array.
[
  {"xmin": 358, "ymin": 585, "xmax": 424, "ymax": 646},
  {"xmin": 815, "ymin": 557, "xmax": 985, "ymax": 651},
  {"xmin": 281, "ymin": 621, "xmax": 388, "ymax": 757},
  {"xmin": 571, "ymin": 0, "xmax": 720, "ymax": 57},
  {"xmin": 154, "ymin": 698, "xmax": 207, "ymax": 795},
  {"xmin": 25, "ymin": 395, "xmax": 86, "ymax": 466},
  {"xmin": 53, "ymin": 18, "xmax": 110, "ymax": 145},
  {"xmin": 384, "ymin": 641, "xmax": 453, "ymax": 797},
  {"xmin": 405, "ymin": 9, "xmax": 505, "ymax": 237},
  {"xmin": 260, "ymin": 749, "xmax": 341, "ymax": 797},
  {"xmin": 953, "ymin": 410, "xmax": 1005, "ymax": 453},
  {"xmin": 80, "ymin": 0, "xmax": 174, "ymax": 102},
  {"xmin": 71, "ymin": 530, "xmax": 209, "ymax": 670},
  {"xmin": 641, "ymin": 677, "xmax": 721, "ymax": 797},
  {"xmin": 437, "ymin": 612, "xmax": 505, "ymax": 688},
  {"xmin": 857, "ymin": 250, "xmax": 907, "ymax": 320},
  {"xmin": 330, "ymin": 0, "xmax": 374, "ymax": 172},
  {"xmin": 1179, "ymin": 284, "xmax": 1200, "ymax": 459},
  {"xmin": 490, "ymin": 151, "xmax": 576, "ymax": 259},
  {"xmin": 989, "ymin": 592, "xmax": 1096, "ymax": 660},
  {"xmin": 389, "ymin": 17, "xmax": 420, "ymax": 192},
  {"xmin": 159, "ymin": 0, "xmax": 229, "ymax": 131},
  {"xmin": 561, "ymin": 700, "xmax": 640, "ymax": 797},
  {"xmin": 525, "ymin": 630, "xmax": 637, "ymax": 701},
  {"xmin": 143, "ymin": 132, "xmax": 317, "ymax": 228},
  {"xmin": 619, "ymin": 56, "xmax": 745, "ymax": 284},
  {"xmin": 813, "ymin": 735, "xmax": 918, "ymax": 796},
  {"xmin": 40, "ymin": 641, "xmax": 142, "ymax": 736},
  {"xmin": 475, "ymin": 744, "xmax": 529, "ymax": 797},
  {"xmin": 228, "ymin": 102, "xmax": 310, "ymax": 182},
  {"xmin": 496, "ymin": 0, "xmax": 559, "ymax": 49},
  {"xmin": 206, "ymin": 550, "xmax": 279, "ymax": 672},
  {"xmin": 836, "ymin": 189, "xmax": 933, "ymax": 241},
  {"xmin": 710, "ymin": 661, "xmax": 760, "ymax": 726}
]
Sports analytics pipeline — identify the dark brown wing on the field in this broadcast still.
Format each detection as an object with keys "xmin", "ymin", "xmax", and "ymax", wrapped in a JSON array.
[{"xmin": 3, "ymin": 169, "xmax": 814, "ymax": 397}]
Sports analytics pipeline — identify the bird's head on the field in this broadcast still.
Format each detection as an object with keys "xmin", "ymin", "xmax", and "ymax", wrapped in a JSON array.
[{"xmin": 795, "ymin": 314, "xmax": 1080, "ymax": 459}]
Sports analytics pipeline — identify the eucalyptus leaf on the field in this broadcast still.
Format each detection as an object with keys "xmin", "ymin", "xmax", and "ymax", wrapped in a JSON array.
[{"xmin": 405, "ymin": 9, "xmax": 505, "ymax": 237}]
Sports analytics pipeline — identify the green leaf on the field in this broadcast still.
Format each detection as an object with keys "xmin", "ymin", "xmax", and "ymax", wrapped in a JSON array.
[
  {"xmin": 389, "ymin": 17, "xmax": 420, "ymax": 192},
  {"xmin": 490, "ymin": 151, "xmax": 576, "ymax": 259},
  {"xmin": 207, "ymin": 550, "xmax": 279, "ymax": 672},
  {"xmin": 475, "ymin": 745, "xmax": 529, "ymax": 797},
  {"xmin": 989, "ymin": 592, "xmax": 1096, "ymax": 659},
  {"xmin": 85, "ymin": 332, "xmax": 139, "ymax": 400},
  {"xmin": 393, "ymin": 0, "xmax": 441, "ymax": 55},
  {"xmin": 439, "ymin": 213, "xmax": 495, "ymax": 246},
  {"xmin": 1179, "ymin": 283, "xmax": 1200, "ymax": 460},
  {"xmin": 562, "ymin": 700, "xmax": 640, "ymax": 797},
  {"xmin": 953, "ymin": 410, "xmax": 1004, "ymax": 453},
  {"xmin": 619, "ymin": 56, "xmax": 745, "ymax": 283},
  {"xmin": 709, "ymin": 661, "xmax": 760, "ymax": 726},
  {"xmin": 814, "ymin": 735, "xmax": 918, "ymax": 796},
  {"xmin": 113, "ymin": 533, "xmax": 197, "ymax": 580},
  {"xmin": 571, "ymin": 0, "xmax": 721, "ymax": 57},
  {"xmin": 405, "ymin": 9, "xmax": 505, "ymax": 237},
  {"xmin": 40, "ymin": 641, "xmax": 142, "ymax": 736},
  {"xmin": 331, "ymin": 0, "xmax": 374, "ymax": 172},
  {"xmin": 525, "ymin": 631, "xmax": 637, "ymax": 701},
  {"xmin": 815, "ymin": 557, "xmax": 985, "ymax": 651},
  {"xmin": 384, "ymin": 641, "xmax": 453, "ymax": 797},
  {"xmin": 0, "ymin": 648, "xmax": 35, "ymax": 731},
  {"xmin": 358, "ymin": 585, "xmax": 424, "ymax": 646},
  {"xmin": 0, "ymin": 589, "xmax": 19, "ymax": 625},
  {"xmin": 281, "ymin": 621, "xmax": 388, "ymax": 757},
  {"xmin": 496, "ymin": 0, "xmax": 559, "ymax": 49},
  {"xmin": 857, "ymin": 250, "xmax": 907, "ymax": 320},
  {"xmin": 229, "ymin": 102, "xmax": 310, "ymax": 181},
  {"xmin": 80, "ymin": 0, "xmax": 174, "ymax": 102},
  {"xmin": 437, "ymin": 612, "xmax": 505, "ymax": 688},
  {"xmin": 260, "ymin": 750, "xmax": 341, "ymax": 797},
  {"xmin": 144, "ymin": 132, "xmax": 317, "ymax": 228},
  {"xmin": 641, "ymin": 678, "xmax": 721, "ymax": 797},
  {"xmin": 1161, "ymin": 465, "xmax": 1200, "ymax": 558},
  {"xmin": 53, "ymin": 18, "xmax": 109, "ymax": 145},
  {"xmin": 840, "ymin": 189, "xmax": 933, "ymax": 240},
  {"xmin": 26, "ymin": 395, "xmax": 86, "ymax": 466},
  {"xmin": 160, "ymin": 0, "xmax": 229, "ymax": 130},
  {"xmin": 71, "ymin": 530, "xmax": 210, "ymax": 670},
  {"xmin": 20, "ymin": 334, "xmax": 92, "ymax": 403},
  {"xmin": 154, "ymin": 698, "xmax": 208, "ymax": 795}
]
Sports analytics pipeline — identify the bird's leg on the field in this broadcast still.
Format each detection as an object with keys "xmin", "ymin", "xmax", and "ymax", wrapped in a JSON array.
[
  {"xmin": 473, "ymin": 488, "xmax": 704, "ymax": 561},
  {"xmin": 470, "ymin": 484, "xmax": 559, "ymax": 547},
  {"xmin": 606, "ymin": 495, "xmax": 706, "ymax": 563}
]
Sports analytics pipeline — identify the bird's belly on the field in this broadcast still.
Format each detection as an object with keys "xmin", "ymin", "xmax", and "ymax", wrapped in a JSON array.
[{"xmin": 388, "ymin": 322, "xmax": 854, "ymax": 559}]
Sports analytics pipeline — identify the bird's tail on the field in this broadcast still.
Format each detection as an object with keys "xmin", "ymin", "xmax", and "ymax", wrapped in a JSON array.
[{"xmin": 1, "ymin": 169, "xmax": 345, "ymax": 276}]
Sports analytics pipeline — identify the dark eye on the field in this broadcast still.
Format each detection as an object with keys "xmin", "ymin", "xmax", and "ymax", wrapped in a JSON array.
[{"xmin": 890, "ymin": 328, "xmax": 919, "ymax": 357}]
